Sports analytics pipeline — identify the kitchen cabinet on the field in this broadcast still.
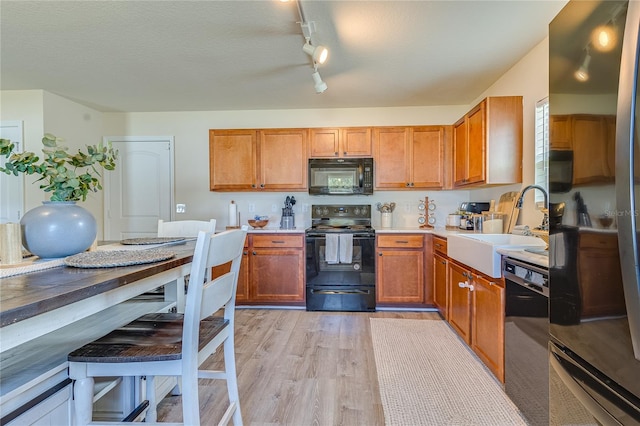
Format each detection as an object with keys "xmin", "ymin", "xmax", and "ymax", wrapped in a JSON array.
[
  {"xmin": 448, "ymin": 260, "xmax": 473, "ymax": 343},
  {"xmin": 453, "ymin": 96, "xmax": 523, "ymax": 188},
  {"xmin": 373, "ymin": 126, "xmax": 447, "ymax": 190},
  {"xmin": 577, "ymin": 231, "xmax": 625, "ymax": 318},
  {"xmin": 239, "ymin": 234, "xmax": 305, "ymax": 305},
  {"xmin": 447, "ymin": 258, "xmax": 505, "ymax": 382},
  {"xmin": 471, "ymin": 273, "xmax": 505, "ymax": 383},
  {"xmin": 432, "ymin": 236, "xmax": 448, "ymax": 319},
  {"xmin": 572, "ymin": 115, "xmax": 614, "ymax": 184},
  {"xmin": 376, "ymin": 234, "xmax": 431, "ymax": 305},
  {"xmin": 309, "ymin": 127, "xmax": 372, "ymax": 158},
  {"xmin": 549, "ymin": 115, "xmax": 572, "ymax": 150},
  {"xmin": 209, "ymin": 128, "xmax": 308, "ymax": 191}
]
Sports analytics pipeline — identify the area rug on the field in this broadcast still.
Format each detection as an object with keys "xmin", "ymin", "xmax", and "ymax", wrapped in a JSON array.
[{"xmin": 370, "ymin": 318, "xmax": 527, "ymax": 426}]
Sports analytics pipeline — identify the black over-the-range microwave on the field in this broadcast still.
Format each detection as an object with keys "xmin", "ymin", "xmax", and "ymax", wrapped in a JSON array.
[{"xmin": 308, "ymin": 157, "xmax": 374, "ymax": 195}]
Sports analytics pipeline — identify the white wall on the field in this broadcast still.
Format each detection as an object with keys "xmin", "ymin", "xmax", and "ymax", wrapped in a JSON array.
[{"xmin": 471, "ymin": 37, "xmax": 551, "ymax": 228}]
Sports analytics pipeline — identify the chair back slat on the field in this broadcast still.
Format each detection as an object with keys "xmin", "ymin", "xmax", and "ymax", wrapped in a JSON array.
[
  {"xmin": 157, "ymin": 219, "xmax": 216, "ymax": 237},
  {"xmin": 201, "ymin": 273, "xmax": 235, "ymax": 319}
]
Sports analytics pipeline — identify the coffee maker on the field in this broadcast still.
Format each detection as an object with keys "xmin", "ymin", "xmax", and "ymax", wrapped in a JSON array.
[{"xmin": 458, "ymin": 202, "xmax": 491, "ymax": 230}]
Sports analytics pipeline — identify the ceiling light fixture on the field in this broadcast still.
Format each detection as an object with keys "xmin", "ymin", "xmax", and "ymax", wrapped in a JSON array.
[
  {"xmin": 303, "ymin": 41, "xmax": 328, "ymax": 65},
  {"xmin": 294, "ymin": 0, "xmax": 330, "ymax": 94},
  {"xmin": 574, "ymin": 48, "xmax": 591, "ymax": 82},
  {"xmin": 312, "ymin": 69, "xmax": 328, "ymax": 93}
]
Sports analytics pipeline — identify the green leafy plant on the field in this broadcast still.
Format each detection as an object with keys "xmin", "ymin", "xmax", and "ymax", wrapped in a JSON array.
[{"xmin": 0, "ymin": 133, "xmax": 118, "ymax": 202}]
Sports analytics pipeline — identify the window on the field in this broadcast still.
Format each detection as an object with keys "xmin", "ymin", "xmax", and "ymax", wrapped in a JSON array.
[{"xmin": 534, "ymin": 98, "xmax": 549, "ymax": 205}]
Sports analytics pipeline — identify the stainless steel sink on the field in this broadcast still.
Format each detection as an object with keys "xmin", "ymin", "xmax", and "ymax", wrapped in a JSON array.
[{"xmin": 447, "ymin": 233, "xmax": 546, "ymax": 277}]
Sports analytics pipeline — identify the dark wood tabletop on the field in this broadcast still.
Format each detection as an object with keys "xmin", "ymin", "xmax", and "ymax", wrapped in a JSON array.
[{"xmin": 0, "ymin": 241, "xmax": 196, "ymax": 328}]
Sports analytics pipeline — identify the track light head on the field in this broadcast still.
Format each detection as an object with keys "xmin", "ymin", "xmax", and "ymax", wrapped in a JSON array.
[
  {"xmin": 312, "ymin": 71, "xmax": 327, "ymax": 93},
  {"xmin": 303, "ymin": 41, "xmax": 329, "ymax": 65},
  {"xmin": 574, "ymin": 51, "xmax": 592, "ymax": 82}
]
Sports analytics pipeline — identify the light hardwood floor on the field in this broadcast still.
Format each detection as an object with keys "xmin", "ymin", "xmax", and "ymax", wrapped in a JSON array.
[{"xmin": 157, "ymin": 308, "xmax": 441, "ymax": 425}]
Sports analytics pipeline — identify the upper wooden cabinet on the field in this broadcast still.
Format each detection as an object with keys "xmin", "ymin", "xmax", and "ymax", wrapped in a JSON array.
[
  {"xmin": 549, "ymin": 114, "xmax": 617, "ymax": 185},
  {"xmin": 453, "ymin": 96, "xmax": 523, "ymax": 188},
  {"xmin": 309, "ymin": 127, "xmax": 372, "ymax": 158},
  {"xmin": 209, "ymin": 128, "xmax": 308, "ymax": 191},
  {"xmin": 373, "ymin": 126, "xmax": 447, "ymax": 190}
]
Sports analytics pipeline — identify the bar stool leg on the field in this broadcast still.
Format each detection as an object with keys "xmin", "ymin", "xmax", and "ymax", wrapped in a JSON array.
[{"xmin": 73, "ymin": 376, "xmax": 95, "ymax": 426}]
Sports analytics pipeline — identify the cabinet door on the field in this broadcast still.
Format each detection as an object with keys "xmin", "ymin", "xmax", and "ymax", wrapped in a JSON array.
[
  {"xmin": 448, "ymin": 261, "xmax": 472, "ymax": 343},
  {"xmin": 250, "ymin": 247, "xmax": 305, "ymax": 303},
  {"xmin": 309, "ymin": 128, "xmax": 340, "ymax": 157},
  {"xmin": 374, "ymin": 127, "xmax": 410, "ymax": 189},
  {"xmin": 471, "ymin": 274, "xmax": 505, "ymax": 382},
  {"xmin": 550, "ymin": 115, "xmax": 572, "ymax": 150},
  {"xmin": 410, "ymin": 126, "xmax": 445, "ymax": 188},
  {"xmin": 236, "ymin": 246, "xmax": 250, "ymax": 303},
  {"xmin": 572, "ymin": 115, "xmax": 610, "ymax": 184},
  {"xmin": 453, "ymin": 119, "xmax": 468, "ymax": 186},
  {"xmin": 433, "ymin": 252, "xmax": 448, "ymax": 319},
  {"xmin": 209, "ymin": 129, "xmax": 257, "ymax": 190},
  {"xmin": 341, "ymin": 127, "xmax": 372, "ymax": 157},
  {"xmin": 466, "ymin": 102, "xmax": 486, "ymax": 184},
  {"xmin": 376, "ymin": 249, "xmax": 424, "ymax": 304},
  {"xmin": 258, "ymin": 129, "xmax": 308, "ymax": 190}
]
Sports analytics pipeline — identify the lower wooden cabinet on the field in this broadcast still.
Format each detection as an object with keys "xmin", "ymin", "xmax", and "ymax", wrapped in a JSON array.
[
  {"xmin": 471, "ymin": 273, "xmax": 505, "ymax": 382},
  {"xmin": 448, "ymin": 261, "xmax": 473, "ymax": 343},
  {"xmin": 432, "ymin": 236, "xmax": 448, "ymax": 319},
  {"xmin": 447, "ymin": 259, "xmax": 505, "ymax": 382},
  {"xmin": 215, "ymin": 233, "xmax": 305, "ymax": 305},
  {"xmin": 376, "ymin": 234, "xmax": 432, "ymax": 305}
]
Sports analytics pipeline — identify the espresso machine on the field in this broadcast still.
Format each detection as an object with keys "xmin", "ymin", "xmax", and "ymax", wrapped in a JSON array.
[{"xmin": 458, "ymin": 201, "xmax": 490, "ymax": 230}]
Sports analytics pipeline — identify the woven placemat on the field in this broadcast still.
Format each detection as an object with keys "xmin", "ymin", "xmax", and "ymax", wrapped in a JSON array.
[
  {"xmin": 120, "ymin": 237, "xmax": 185, "ymax": 245},
  {"xmin": 64, "ymin": 249, "xmax": 175, "ymax": 268}
]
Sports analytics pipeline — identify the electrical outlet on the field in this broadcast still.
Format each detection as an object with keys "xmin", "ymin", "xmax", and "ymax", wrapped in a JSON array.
[
  {"xmin": 176, "ymin": 204, "xmax": 186, "ymax": 213},
  {"xmin": 271, "ymin": 204, "xmax": 278, "ymax": 212},
  {"xmin": 248, "ymin": 203, "xmax": 255, "ymax": 213}
]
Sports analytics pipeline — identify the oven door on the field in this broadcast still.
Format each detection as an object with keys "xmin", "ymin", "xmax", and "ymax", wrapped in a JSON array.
[{"xmin": 305, "ymin": 233, "xmax": 375, "ymax": 311}]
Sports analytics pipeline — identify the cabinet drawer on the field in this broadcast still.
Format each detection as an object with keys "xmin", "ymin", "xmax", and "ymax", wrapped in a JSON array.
[
  {"xmin": 377, "ymin": 234, "xmax": 424, "ymax": 248},
  {"xmin": 579, "ymin": 232, "xmax": 617, "ymax": 250},
  {"xmin": 252, "ymin": 234, "xmax": 303, "ymax": 248},
  {"xmin": 433, "ymin": 236, "xmax": 447, "ymax": 255}
]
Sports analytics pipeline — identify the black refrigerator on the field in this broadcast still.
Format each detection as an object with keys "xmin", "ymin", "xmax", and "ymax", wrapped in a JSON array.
[{"xmin": 549, "ymin": 1, "xmax": 640, "ymax": 425}]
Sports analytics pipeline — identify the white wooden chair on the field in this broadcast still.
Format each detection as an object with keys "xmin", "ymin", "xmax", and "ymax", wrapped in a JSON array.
[
  {"xmin": 157, "ymin": 219, "xmax": 217, "ymax": 238},
  {"xmin": 68, "ymin": 229, "xmax": 247, "ymax": 426},
  {"xmin": 157, "ymin": 219, "xmax": 216, "ymax": 312}
]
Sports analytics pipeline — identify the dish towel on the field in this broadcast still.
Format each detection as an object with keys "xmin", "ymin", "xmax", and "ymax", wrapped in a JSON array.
[
  {"xmin": 339, "ymin": 234, "xmax": 353, "ymax": 264},
  {"xmin": 325, "ymin": 234, "xmax": 339, "ymax": 264}
]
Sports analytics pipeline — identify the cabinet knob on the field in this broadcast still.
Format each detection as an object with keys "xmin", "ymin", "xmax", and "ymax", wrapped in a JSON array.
[
  {"xmin": 405, "ymin": 182, "xmax": 410, "ymax": 187},
  {"xmin": 378, "ymin": 252, "xmax": 383, "ymax": 256},
  {"xmin": 252, "ymin": 251, "xmax": 257, "ymax": 255},
  {"xmin": 243, "ymin": 251, "xmax": 248, "ymax": 255},
  {"xmin": 260, "ymin": 184, "xmax": 265, "ymax": 188},
  {"xmin": 251, "ymin": 184, "xmax": 256, "ymax": 188},
  {"xmin": 410, "ymin": 182, "xmax": 414, "ymax": 187},
  {"xmin": 440, "ymin": 260, "xmax": 446, "ymax": 265},
  {"xmin": 334, "ymin": 152, "xmax": 338, "ymax": 156},
  {"xmin": 343, "ymin": 151, "xmax": 347, "ymax": 155}
]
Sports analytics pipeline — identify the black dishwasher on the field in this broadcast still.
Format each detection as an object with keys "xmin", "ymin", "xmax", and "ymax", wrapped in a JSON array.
[{"xmin": 503, "ymin": 256, "xmax": 549, "ymax": 426}]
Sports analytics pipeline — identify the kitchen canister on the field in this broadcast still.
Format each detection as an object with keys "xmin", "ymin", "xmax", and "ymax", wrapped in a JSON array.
[
  {"xmin": 381, "ymin": 212, "xmax": 392, "ymax": 228},
  {"xmin": 482, "ymin": 211, "xmax": 505, "ymax": 233}
]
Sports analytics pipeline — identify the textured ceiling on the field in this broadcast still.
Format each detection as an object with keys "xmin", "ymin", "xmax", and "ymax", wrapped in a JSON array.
[{"xmin": 0, "ymin": 1, "xmax": 567, "ymax": 113}]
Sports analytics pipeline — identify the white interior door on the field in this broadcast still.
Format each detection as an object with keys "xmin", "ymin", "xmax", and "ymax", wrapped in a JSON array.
[
  {"xmin": 104, "ymin": 136, "xmax": 174, "ymax": 239},
  {"xmin": 0, "ymin": 121, "xmax": 24, "ymax": 223}
]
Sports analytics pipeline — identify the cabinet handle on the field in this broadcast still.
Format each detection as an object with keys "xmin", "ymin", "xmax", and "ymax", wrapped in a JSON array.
[
  {"xmin": 271, "ymin": 240, "xmax": 285, "ymax": 244},
  {"xmin": 435, "ymin": 243, "xmax": 443, "ymax": 248},
  {"xmin": 462, "ymin": 271, "xmax": 469, "ymax": 278},
  {"xmin": 440, "ymin": 260, "xmax": 446, "ymax": 265},
  {"xmin": 395, "ymin": 240, "xmax": 409, "ymax": 244}
]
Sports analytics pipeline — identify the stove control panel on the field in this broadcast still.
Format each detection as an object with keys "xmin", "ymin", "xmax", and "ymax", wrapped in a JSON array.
[{"xmin": 311, "ymin": 205, "xmax": 370, "ymax": 219}]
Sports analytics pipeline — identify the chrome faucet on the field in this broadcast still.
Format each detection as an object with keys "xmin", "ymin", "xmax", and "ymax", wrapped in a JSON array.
[{"xmin": 516, "ymin": 185, "xmax": 549, "ymax": 231}]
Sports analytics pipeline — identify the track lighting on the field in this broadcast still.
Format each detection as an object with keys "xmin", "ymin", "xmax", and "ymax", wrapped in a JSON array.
[
  {"xmin": 312, "ymin": 70, "xmax": 327, "ymax": 93},
  {"xmin": 574, "ymin": 49, "xmax": 591, "ymax": 82},
  {"xmin": 303, "ymin": 41, "xmax": 328, "ymax": 65}
]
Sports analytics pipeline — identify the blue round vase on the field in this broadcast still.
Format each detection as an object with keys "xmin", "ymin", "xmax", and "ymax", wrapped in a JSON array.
[{"xmin": 21, "ymin": 201, "xmax": 97, "ymax": 258}]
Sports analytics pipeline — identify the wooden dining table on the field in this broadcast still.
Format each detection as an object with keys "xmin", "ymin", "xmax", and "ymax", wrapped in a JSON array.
[{"xmin": 0, "ymin": 240, "xmax": 196, "ymax": 425}]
